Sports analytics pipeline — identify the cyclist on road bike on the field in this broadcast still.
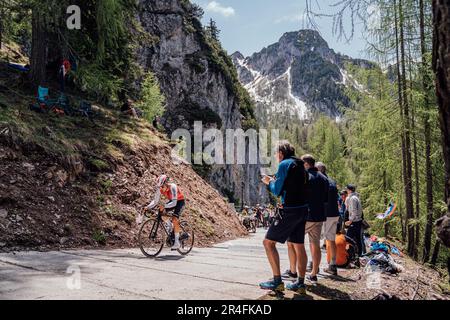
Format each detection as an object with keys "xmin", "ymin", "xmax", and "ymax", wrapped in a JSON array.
[{"xmin": 145, "ymin": 175, "xmax": 185, "ymax": 250}]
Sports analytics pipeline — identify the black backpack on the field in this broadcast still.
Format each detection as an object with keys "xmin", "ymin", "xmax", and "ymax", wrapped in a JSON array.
[{"xmin": 282, "ymin": 157, "xmax": 309, "ymax": 207}]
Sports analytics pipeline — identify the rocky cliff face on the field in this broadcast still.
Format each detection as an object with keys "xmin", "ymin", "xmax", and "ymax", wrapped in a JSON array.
[
  {"xmin": 232, "ymin": 30, "xmax": 376, "ymax": 124},
  {"xmin": 135, "ymin": 0, "xmax": 267, "ymax": 206}
]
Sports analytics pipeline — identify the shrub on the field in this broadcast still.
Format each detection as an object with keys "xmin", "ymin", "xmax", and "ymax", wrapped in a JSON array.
[
  {"xmin": 136, "ymin": 72, "xmax": 166, "ymax": 124},
  {"xmin": 92, "ymin": 230, "xmax": 107, "ymax": 245}
]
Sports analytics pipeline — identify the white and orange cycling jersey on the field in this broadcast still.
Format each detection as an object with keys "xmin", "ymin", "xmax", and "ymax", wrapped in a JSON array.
[{"xmin": 147, "ymin": 183, "xmax": 185, "ymax": 210}]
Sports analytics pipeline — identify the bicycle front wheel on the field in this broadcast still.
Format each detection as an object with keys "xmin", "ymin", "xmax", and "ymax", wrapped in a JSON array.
[
  {"xmin": 139, "ymin": 218, "xmax": 165, "ymax": 258},
  {"xmin": 177, "ymin": 221, "xmax": 194, "ymax": 255}
]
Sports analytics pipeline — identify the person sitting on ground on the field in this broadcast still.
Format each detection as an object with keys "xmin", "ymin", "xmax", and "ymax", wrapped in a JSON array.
[
  {"xmin": 145, "ymin": 175, "xmax": 185, "ymax": 250},
  {"xmin": 260, "ymin": 141, "xmax": 310, "ymax": 294},
  {"xmin": 328, "ymin": 230, "xmax": 350, "ymax": 268},
  {"xmin": 316, "ymin": 162, "xmax": 340, "ymax": 276},
  {"xmin": 121, "ymin": 99, "xmax": 138, "ymax": 118}
]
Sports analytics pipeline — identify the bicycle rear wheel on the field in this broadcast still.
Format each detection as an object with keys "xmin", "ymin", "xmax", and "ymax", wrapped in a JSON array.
[
  {"xmin": 139, "ymin": 218, "xmax": 165, "ymax": 258},
  {"xmin": 177, "ymin": 221, "xmax": 194, "ymax": 255}
]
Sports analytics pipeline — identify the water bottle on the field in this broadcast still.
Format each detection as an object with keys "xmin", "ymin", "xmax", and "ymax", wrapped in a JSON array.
[{"xmin": 165, "ymin": 220, "xmax": 173, "ymax": 233}]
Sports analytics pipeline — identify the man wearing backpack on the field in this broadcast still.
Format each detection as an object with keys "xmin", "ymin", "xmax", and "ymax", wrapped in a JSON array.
[
  {"xmin": 302, "ymin": 155, "xmax": 329, "ymax": 285},
  {"xmin": 260, "ymin": 141, "xmax": 310, "ymax": 294},
  {"xmin": 316, "ymin": 162, "xmax": 340, "ymax": 276}
]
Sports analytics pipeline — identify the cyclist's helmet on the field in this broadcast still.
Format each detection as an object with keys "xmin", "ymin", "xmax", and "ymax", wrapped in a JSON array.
[{"xmin": 156, "ymin": 174, "xmax": 169, "ymax": 187}]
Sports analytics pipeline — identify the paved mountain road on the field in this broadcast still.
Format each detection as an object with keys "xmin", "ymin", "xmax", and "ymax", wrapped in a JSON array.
[{"xmin": 0, "ymin": 229, "xmax": 326, "ymax": 300}]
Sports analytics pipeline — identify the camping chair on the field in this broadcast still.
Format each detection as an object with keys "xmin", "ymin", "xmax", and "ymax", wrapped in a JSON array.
[
  {"xmin": 37, "ymin": 86, "xmax": 51, "ymax": 104},
  {"xmin": 36, "ymin": 86, "xmax": 58, "ymax": 112}
]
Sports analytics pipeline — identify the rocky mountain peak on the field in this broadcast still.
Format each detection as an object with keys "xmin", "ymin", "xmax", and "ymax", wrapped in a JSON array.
[
  {"xmin": 232, "ymin": 29, "xmax": 374, "ymax": 124},
  {"xmin": 231, "ymin": 51, "xmax": 245, "ymax": 61}
]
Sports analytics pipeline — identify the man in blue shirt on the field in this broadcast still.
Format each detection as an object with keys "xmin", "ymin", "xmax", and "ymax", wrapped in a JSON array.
[{"xmin": 260, "ymin": 141, "xmax": 309, "ymax": 294}]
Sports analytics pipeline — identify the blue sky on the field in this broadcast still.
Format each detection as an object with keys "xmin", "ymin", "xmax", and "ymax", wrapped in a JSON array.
[{"xmin": 192, "ymin": 0, "xmax": 367, "ymax": 59}]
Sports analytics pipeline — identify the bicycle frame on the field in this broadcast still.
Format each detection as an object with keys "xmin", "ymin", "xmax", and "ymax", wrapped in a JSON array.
[{"xmin": 148, "ymin": 211, "xmax": 175, "ymax": 240}]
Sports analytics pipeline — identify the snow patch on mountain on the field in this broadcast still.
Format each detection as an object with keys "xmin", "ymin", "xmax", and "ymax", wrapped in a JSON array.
[
  {"xmin": 238, "ymin": 60, "xmax": 310, "ymax": 120},
  {"xmin": 286, "ymin": 66, "xmax": 309, "ymax": 120},
  {"xmin": 339, "ymin": 68, "xmax": 366, "ymax": 93}
]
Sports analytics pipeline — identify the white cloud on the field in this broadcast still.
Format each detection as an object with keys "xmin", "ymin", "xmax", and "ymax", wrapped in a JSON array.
[
  {"xmin": 205, "ymin": 1, "xmax": 235, "ymax": 18},
  {"xmin": 274, "ymin": 13, "xmax": 305, "ymax": 24}
]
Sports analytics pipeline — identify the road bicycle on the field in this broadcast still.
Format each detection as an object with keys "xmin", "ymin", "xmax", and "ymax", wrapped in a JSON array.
[{"xmin": 138, "ymin": 208, "xmax": 194, "ymax": 258}]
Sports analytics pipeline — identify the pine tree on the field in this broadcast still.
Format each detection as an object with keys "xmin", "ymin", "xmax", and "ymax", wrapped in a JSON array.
[{"xmin": 206, "ymin": 18, "xmax": 220, "ymax": 41}]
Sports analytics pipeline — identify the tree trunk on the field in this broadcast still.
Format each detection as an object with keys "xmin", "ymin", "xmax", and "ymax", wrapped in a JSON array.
[
  {"xmin": 30, "ymin": 6, "xmax": 48, "ymax": 87},
  {"xmin": 432, "ymin": 0, "xmax": 450, "ymax": 248},
  {"xmin": 430, "ymin": 240, "xmax": 441, "ymax": 266},
  {"xmin": 413, "ymin": 104, "xmax": 420, "ymax": 260},
  {"xmin": 394, "ymin": 0, "xmax": 406, "ymax": 243},
  {"xmin": 0, "ymin": 0, "xmax": 5, "ymax": 50},
  {"xmin": 421, "ymin": 0, "xmax": 435, "ymax": 263},
  {"xmin": 407, "ymin": 32, "xmax": 421, "ymax": 260},
  {"xmin": 399, "ymin": 0, "xmax": 415, "ymax": 257},
  {"xmin": 394, "ymin": 0, "xmax": 415, "ymax": 255}
]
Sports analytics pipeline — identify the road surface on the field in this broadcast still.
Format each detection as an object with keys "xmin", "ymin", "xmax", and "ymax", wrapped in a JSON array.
[{"xmin": 0, "ymin": 229, "xmax": 327, "ymax": 300}]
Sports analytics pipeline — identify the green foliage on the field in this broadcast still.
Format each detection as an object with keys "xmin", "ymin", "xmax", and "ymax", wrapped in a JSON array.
[
  {"xmin": 95, "ymin": 0, "xmax": 134, "ymax": 65},
  {"xmin": 89, "ymin": 158, "xmax": 109, "ymax": 171},
  {"xmin": 344, "ymin": 66, "xmax": 404, "ymax": 231},
  {"xmin": 73, "ymin": 63, "xmax": 124, "ymax": 102},
  {"xmin": 92, "ymin": 229, "xmax": 107, "ymax": 245},
  {"xmin": 136, "ymin": 72, "xmax": 165, "ymax": 124},
  {"xmin": 307, "ymin": 116, "xmax": 349, "ymax": 186},
  {"xmin": 0, "ymin": 1, "xmax": 32, "ymax": 50},
  {"xmin": 67, "ymin": 0, "xmax": 138, "ymax": 101}
]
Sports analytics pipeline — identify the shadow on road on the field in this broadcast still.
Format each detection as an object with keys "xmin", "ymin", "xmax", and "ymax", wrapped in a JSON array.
[
  {"xmin": 155, "ymin": 255, "xmax": 185, "ymax": 261},
  {"xmin": 307, "ymin": 283, "xmax": 352, "ymax": 300}
]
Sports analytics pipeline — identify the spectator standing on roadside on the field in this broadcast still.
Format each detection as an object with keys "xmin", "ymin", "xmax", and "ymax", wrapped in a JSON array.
[
  {"xmin": 302, "ymin": 154, "xmax": 329, "ymax": 285},
  {"xmin": 345, "ymin": 185, "xmax": 364, "ymax": 256},
  {"xmin": 316, "ymin": 162, "xmax": 340, "ymax": 276},
  {"xmin": 260, "ymin": 141, "xmax": 310, "ymax": 294}
]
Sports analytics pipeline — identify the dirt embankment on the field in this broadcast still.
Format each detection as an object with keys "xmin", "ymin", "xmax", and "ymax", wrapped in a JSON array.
[{"xmin": 0, "ymin": 85, "xmax": 247, "ymax": 252}]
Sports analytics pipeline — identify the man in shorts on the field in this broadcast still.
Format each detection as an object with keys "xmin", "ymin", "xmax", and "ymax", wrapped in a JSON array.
[
  {"xmin": 316, "ymin": 162, "xmax": 340, "ymax": 276},
  {"xmin": 260, "ymin": 141, "xmax": 309, "ymax": 294},
  {"xmin": 302, "ymin": 155, "xmax": 329, "ymax": 285}
]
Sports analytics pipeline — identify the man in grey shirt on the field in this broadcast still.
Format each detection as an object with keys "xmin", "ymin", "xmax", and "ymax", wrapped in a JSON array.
[{"xmin": 344, "ymin": 184, "xmax": 364, "ymax": 256}]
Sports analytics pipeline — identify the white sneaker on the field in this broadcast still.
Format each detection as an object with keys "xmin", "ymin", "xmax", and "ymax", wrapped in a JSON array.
[{"xmin": 171, "ymin": 241, "xmax": 181, "ymax": 250}]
